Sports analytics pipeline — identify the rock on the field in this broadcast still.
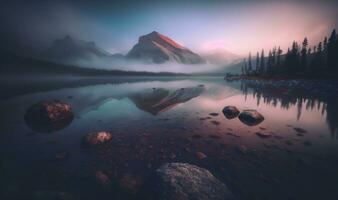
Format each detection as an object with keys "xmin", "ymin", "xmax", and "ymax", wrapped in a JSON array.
[
  {"xmin": 222, "ymin": 106, "xmax": 240, "ymax": 119},
  {"xmin": 119, "ymin": 174, "xmax": 143, "ymax": 193},
  {"xmin": 293, "ymin": 127, "xmax": 307, "ymax": 133},
  {"xmin": 95, "ymin": 171, "xmax": 110, "ymax": 186},
  {"xmin": 155, "ymin": 163, "xmax": 234, "ymax": 200},
  {"xmin": 24, "ymin": 100, "xmax": 74, "ymax": 133},
  {"xmin": 255, "ymin": 132, "xmax": 271, "ymax": 138},
  {"xmin": 238, "ymin": 109, "xmax": 264, "ymax": 126},
  {"xmin": 226, "ymin": 132, "xmax": 240, "ymax": 138},
  {"xmin": 209, "ymin": 134, "xmax": 221, "ymax": 139},
  {"xmin": 82, "ymin": 131, "xmax": 112, "ymax": 147},
  {"xmin": 237, "ymin": 145, "xmax": 247, "ymax": 154},
  {"xmin": 210, "ymin": 120, "xmax": 221, "ymax": 125},
  {"xmin": 195, "ymin": 152, "xmax": 207, "ymax": 160}
]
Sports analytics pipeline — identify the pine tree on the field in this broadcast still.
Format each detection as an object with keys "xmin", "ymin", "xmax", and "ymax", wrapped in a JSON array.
[
  {"xmin": 276, "ymin": 46, "xmax": 282, "ymax": 73},
  {"xmin": 267, "ymin": 50, "xmax": 273, "ymax": 75},
  {"xmin": 272, "ymin": 47, "xmax": 276, "ymax": 67},
  {"xmin": 256, "ymin": 52, "xmax": 259, "ymax": 75},
  {"xmin": 243, "ymin": 58, "xmax": 248, "ymax": 75},
  {"xmin": 248, "ymin": 52, "xmax": 252, "ymax": 75},
  {"xmin": 327, "ymin": 29, "xmax": 337, "ymax": 72},
  {"xmin": 260, "ymin": 49, "xmax": 265, "ymax": 75},
  {"xmin": 301, "ymin": 37, "xmax": 308, "ymax": 72}
]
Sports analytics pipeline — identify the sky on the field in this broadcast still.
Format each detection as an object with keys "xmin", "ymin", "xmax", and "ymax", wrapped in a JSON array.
[{"xmin": 1, "ymin": 0, "xmax": 338, "ymax": 56}]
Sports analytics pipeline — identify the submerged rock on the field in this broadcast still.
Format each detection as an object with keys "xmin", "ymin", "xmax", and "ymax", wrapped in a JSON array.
[
  {"xmin": 95, "ymin": 171, "xmax": 110, "ymax": 187},
  {"xmin": 119, "ymin": 174, "xmax": 143, "ymax": 193},
  {"xmin": 255, "ymin": 132, "xmax": 271, "ymax": 138},
  {"xmin": 222, "ymin": 106, "xmax": 240, "ymax": 119},
  {"xmin": 195, "ymin": 152, "xmax": 207, "ymax": 160},
  {"xmin": 238, "ymin": 109, "xmax": 264, "ymax": 126},
  {"xmin": 82, "ymin": 131, "xmax": 112, "ymax": 147},
  {"xmin": 293, "ymin": 127, "xmax": 307, "ymax": 133},
  {"xmin": 24, "ymin": 100, "xmax": 74, "ymax": 133},
  {"xmin": 155, "ymin": 163, "xmax": 234, "ymax": 200}
]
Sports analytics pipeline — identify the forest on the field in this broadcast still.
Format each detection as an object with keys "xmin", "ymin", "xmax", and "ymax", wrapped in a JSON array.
[{"xmin": 241, "ymin": 29, "xmax": 338, "ymax": 78}]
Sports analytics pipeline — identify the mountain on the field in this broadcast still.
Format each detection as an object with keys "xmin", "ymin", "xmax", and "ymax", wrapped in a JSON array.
[
  {"xmin": 42, "ymin": 35, "xmax": 122, "ymax": 65},
  {"xmin": 202, "ymin": 48, "xmax": 242, "ymax": 65},
  {"xmin": 127, "ymin": 31, "xmax": 205, "ymax": 64}
]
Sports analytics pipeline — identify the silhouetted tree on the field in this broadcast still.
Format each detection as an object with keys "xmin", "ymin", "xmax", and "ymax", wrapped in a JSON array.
[
  {"xmin": 260, "ymin": 49, "xmax": 265, "ymax": 74},
  {"xmin": 243, "ymin": 58, "xmax": 248, "ymax": 75},
  {"xmin": 248, "ymin": 52, "xmax": 252, "ymax": 75},
  {"xmin": 276, "ymin": 46, "xmax": 282, "ymax": 73},
  {"xmin": 256, "ymin": 52, "xmax": 259, "ymax": 74},
  {"xmin": 301, "ymin": 37, "xmax": 308, "ymax": 72},
  {"xmin": 327, "ymin": 29, "xmax": 337, "ymax": 73},
  {"xmin": 240, "ymin": 29, "xmax": 337, "ymax": 78}
]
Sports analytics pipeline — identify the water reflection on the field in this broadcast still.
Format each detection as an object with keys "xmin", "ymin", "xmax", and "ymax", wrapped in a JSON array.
[
  {"xmin": 129, "ymin": 85, "xmax": 205, "ymax": 115},
  {"xmin": 1, "ymin": 77, "xmax": 338, "ymax": 200},
  {"xmin": 239, "ymin": 80, "xmax": 338, "ymax": 138}
]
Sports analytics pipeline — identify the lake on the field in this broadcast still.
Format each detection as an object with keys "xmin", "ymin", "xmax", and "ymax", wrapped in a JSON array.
[{"xmin": 1, "ymin": 77, "xmax": 338, "ymax": 200}]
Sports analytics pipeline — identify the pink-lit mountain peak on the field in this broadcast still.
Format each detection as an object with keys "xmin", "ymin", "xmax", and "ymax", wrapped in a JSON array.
[{"xmin": 140, "ymin": 31, "xmax": 185, "ymax": 50}]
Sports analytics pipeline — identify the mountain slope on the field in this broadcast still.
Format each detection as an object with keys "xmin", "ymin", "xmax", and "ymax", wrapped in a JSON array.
[
  {"xmin": 42, "ymin": 35, "xmax": 120, "ymax": 65},
  {"xmin": 127, "ymin": 31, "xmax": 205, "ymax": 64}
]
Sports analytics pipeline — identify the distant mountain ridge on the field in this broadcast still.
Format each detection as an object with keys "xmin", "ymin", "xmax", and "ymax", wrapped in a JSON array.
[
  {"xmin": 43, "ymin": 35, "xmax": 114, "ymax": 60},
  {"xmin": 127, "ymin": 31, "xmax": 205, "ymax": 64}
]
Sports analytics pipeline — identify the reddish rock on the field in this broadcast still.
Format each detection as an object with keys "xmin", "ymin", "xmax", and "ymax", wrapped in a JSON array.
[
  {"xmin": 83, "ymin": 131, "xmax": 112, "ymax": 147},
  {"xmin": 24, "ymin": 100, "xmax": 74, "ymax": 133},
  {"xmin": 195, "ymin": 152, "xmax": 207, "ymax": 160},
  {"xmin": 96, "ymin": 171, "xmax": 110, "ymax": 186},
  {"xmin": 119, "ymin": 174, "xmax": 143, "ymax": 193},
  {"xmin": 210, "ymin": 120, "xmax": 220, "ymax": 125}
]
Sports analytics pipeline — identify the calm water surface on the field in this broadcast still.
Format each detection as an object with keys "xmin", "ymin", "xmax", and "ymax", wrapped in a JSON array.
[{"xmin": 1, "ymin": 77, "xmax": 338, "ymax": 200}]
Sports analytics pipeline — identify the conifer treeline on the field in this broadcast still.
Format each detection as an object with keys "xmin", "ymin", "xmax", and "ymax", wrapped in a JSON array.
[{"xmin": 241, "ymin": 29, "xmax": 338, "ymax": 78}]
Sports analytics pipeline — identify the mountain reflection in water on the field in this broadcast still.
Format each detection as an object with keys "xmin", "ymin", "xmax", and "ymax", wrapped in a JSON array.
[{"xmin": 130, "ymin": 86, "xmax": 205, "ymax": 115}]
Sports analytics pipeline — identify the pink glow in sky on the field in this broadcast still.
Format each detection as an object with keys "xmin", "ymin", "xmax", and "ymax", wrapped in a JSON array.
[{"xmin": 143, "ymin": 1, "xmax": 338, "ymax": 56}]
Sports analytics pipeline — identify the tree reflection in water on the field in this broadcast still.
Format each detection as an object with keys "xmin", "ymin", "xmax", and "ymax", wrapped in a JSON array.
[{"xmin": 239, "ymin": 80, "xmax": 338, "ymax": 138}]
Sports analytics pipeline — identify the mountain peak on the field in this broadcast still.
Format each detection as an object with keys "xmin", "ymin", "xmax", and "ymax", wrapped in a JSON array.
[
  {"xmin": 140, "ymin": 31, "xmax": 185, "ymax": 50},
  {"xmin": 128, "ymin": 31, "xmax": 205, "ymax": 64}
]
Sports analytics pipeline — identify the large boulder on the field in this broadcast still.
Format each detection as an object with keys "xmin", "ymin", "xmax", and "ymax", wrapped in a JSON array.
[
  {"xmin": 238, "ymin": 109, "xmax": 264, "ymax": 126},
  {"xmin": 155, "ymin": 163, "xmax": 234, "ymax": 200},
  {"xmin": 24, "ymin": 100, "xmax": 74, "ymax": 133},
  {"xmin": 82, "ymin": 131, "xmax": 112, "ymax": 147},
  {"xmin": 222, "ymin": 106, "xmax": 240, "ymax": 119}
]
